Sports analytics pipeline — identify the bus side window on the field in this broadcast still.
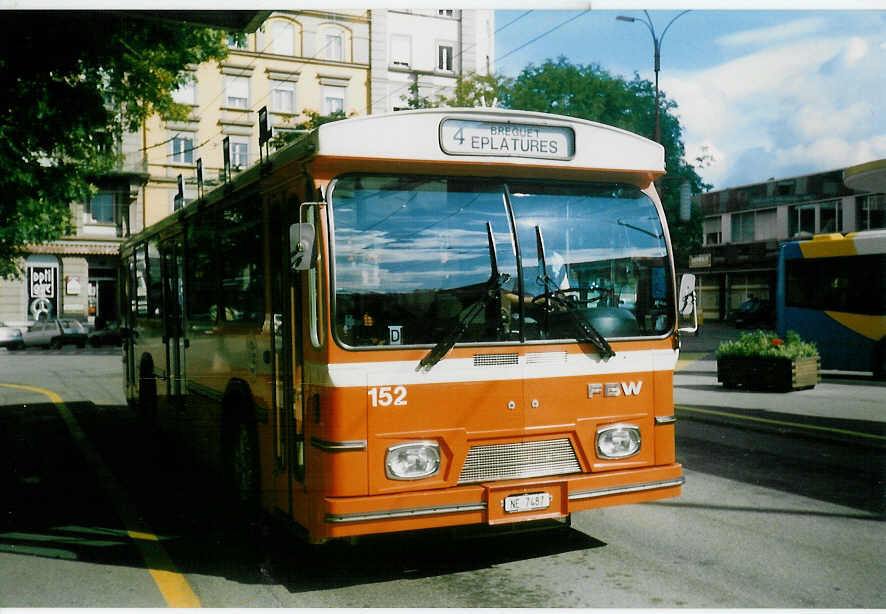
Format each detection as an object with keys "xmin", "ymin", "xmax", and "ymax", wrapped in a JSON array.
[
  {"xmin": 147, "ymin": 240, "xmax": 163, "ymax": 319},
  {"xmin": 219, "ymin": 198, "xmax": 265, "ymax": 323},
  {"xmin": 187, "ymin": 216, "xmax": 218, "ymax": 323},
  {"xmin": 135, "ymin": 245, "xmax": 148, "ymax": 317}
]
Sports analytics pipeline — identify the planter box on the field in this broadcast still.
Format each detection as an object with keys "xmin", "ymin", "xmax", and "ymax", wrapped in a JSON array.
[{"xmin": 717, "ymin": 356, "xmax": 820, "ymax": 392}]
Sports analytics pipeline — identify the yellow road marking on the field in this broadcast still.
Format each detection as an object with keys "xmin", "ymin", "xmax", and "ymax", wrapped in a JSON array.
[
  {"xmin": 0, "ymin": 383, "xmax": 201, "ymax": 608},
  {"xmin": 676, "ymin": 403, "xmax": 886, "ymax": 442},
  {"xmin": 676, "ymin": 352, "xmax": 708, "ymax": 372}
]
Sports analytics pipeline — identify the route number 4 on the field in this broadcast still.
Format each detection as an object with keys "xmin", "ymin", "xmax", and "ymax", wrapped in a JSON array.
[{"xmin": 368, "ymin": 386, "xmax": 408, "ymax": 407}]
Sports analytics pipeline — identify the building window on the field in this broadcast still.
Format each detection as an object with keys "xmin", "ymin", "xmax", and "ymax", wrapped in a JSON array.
[
  {"xmin": 171, "ymin": 75, "xmax": 196, "ymax": 105},
  {"xmin": 819, "ymin": 202, "xmax": 841, "ymax": 233},
  {"xmin": 224, "ymin": 75, "xmax": 249, "ymax": 109},
  {"xmin": 438, "ymin": 9, "xmax": 454, "ymax": 16},
  {"xmin": 227, "ymin": 34, "xmax": 248, "ymax": 50},
  {"xmin": 270, "ymin": 80, "xmax": 296, "ymax": 114},
  {"xmin": 788, "ymin": 204, "xmax": 816, "ymax": 238},
  {"xmin": 437, "ymin": 44, "xmax": 454, "ymax": 72},
  {"xmin": 88, "ymin": 192, "xmax": 115, "ymax": 224},
  {"xmin": 325, "ymin": 33, "xmax": 343, "ymax": 61},
  {"xmin": 171, "ymin": 134, "xmax": 194, "ymax": 164},
  {"xmin": 391, "ymin": 34, "xmax": 411, "ymax": 67},
  {"xmin": 271, "ymin": 21, "xmax": 294, "ymax": 55},
  {"xmin": 323, "ymin": 85, "xmax": 345, "ymax": 115},
  {"xmin": 731, "ymin": 211, "xmax": 755, "ymax": 243},
  {"xmin": 229, "ymin": 137, "xmax": 249, "ymax": 169},
  {"xmin": 703, "ymin": 216, "xmax": 722, "ymax": 246},
  {"xmin": 857, "ymin": 194, "xmax": 885, "ymax": 230}
]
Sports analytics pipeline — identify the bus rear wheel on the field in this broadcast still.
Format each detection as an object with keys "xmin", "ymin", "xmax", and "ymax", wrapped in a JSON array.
[
  {"xmin": 227, "ymin": 418, "xmax": 260, "ymax": 509},
  {"xmin": 138, "ymin": 359, "xmax": 157, "ymax": 423}
]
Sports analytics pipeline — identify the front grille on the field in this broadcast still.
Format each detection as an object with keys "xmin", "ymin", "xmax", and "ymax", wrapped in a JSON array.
[
  {"xmin": 473, "ymin": 353, "xmax": 519, "ymax": 367},
  {"xmin": 457, "ymin": 438, "xmax": 582, "ymax": 484}
]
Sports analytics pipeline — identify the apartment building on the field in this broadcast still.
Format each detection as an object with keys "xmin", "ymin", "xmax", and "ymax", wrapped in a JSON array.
[
  {"xmin": 139, "ymin": 10, "xmax": 370, "ymax": 229},
  {"xmin": 688, "ymin": 165, "xmax": 886, "ymax": 320},
  {"xmin": 369, "ymin": 9, "xmax": 495, "ymax": 113},
  {"xmin": 0, "ymin": 10, "xmax": 495, "ymax": 330}
]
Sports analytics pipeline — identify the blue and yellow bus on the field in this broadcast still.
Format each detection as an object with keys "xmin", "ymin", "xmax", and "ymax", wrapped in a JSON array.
[{"xmin": 776, "ymin": 230, "xmax": 886, "ymax": 377}]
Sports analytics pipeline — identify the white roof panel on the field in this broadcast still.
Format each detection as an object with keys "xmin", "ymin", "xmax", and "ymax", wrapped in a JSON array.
[{"xmin": 314, "ymin": 108, "xmax": 665, "ymax": 175}]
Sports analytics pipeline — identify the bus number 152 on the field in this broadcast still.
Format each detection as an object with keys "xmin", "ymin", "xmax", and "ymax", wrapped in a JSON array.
[{"xmin": 368, "ymin": 386, "xmax": 408, "ymax": 407}]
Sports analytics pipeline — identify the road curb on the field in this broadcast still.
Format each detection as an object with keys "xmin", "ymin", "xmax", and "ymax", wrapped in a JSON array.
[{"xmin": 676, "ymin": 404, "xmax": 886, "ymax": 450}]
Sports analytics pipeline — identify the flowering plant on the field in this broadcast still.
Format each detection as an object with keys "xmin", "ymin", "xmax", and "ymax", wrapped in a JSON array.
[{"xmin": 716, "ymin": 330, "xmax": 818, "ymax": 360}]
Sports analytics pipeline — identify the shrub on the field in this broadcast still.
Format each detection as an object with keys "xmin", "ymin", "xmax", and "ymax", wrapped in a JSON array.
[{"xmin": 716, "ymin": 330, "xmax": 818, "ymax": 360}]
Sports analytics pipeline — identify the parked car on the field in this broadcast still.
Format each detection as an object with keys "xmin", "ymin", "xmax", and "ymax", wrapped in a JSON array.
[
  {"xmin": 732, "ymin": 298, "xmax": 775, "ymax": 329},
  {"xmin": 0, "ymin": 321, "xmax": 24, "ymax": 350},
  {"xmin": 88, "ymin": 320, "xmax": 123, "ymax": 347},
  {"xmin": 22, "ymin": 319, "xmax": 88, "ymax": 349}
]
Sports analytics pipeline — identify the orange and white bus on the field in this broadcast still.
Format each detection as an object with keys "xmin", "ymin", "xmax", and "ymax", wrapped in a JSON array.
[{"xmin": 120, "ymin": 109, "xmax": 694, "ymax": 543}]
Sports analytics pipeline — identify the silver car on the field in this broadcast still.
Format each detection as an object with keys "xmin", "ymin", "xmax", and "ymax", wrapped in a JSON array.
[
  {"xmin": 22, "ymin": 319, "xmax": 88, "ymax": 349},
  {"xmin": 0, "ymin": 321, "xmax": 24, "ymax": 350}
]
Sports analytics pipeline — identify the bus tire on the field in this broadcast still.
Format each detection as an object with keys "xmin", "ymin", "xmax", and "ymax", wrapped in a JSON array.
[
  {"xmin": 223, "ymin": 384, "xmax": 260, "ymax": 511},
  {"xmin": 138, "ymin": 356, "xmax": 157, "ymax": 423},
  {"xmin": 874, "ymin": 339, "xmax": 886, "ymax": 380}
]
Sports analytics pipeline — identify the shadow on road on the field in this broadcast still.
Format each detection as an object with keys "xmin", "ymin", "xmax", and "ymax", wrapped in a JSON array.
[
  {"xmin": 1, "ymin": 399, "xmax": 605, "ymax": 592},
  {"xmin": 676, "ymin": 415, "xmax": 886, "ymax": 518}
]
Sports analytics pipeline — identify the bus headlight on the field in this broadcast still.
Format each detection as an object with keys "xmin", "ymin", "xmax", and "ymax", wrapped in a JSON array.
[
  {"xmin": 385, "ymin": 441, "xmax": 441, "ymax": 480},
  {"xmin": 596, "ymin": 424, "xmax": 641, "ymax": 459}
]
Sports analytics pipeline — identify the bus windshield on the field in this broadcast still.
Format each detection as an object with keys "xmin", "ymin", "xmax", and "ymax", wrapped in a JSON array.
[{"xmin": 330, "ymin": 174, "xmax": 672, "ymax": 348}]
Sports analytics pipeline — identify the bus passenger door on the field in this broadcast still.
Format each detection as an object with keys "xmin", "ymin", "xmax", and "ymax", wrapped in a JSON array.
[
  {"xmin": 161, "ymin": 237, "xmax": 186, "ymax": 405},
  {"xmin": 269, "ymin": 200, "xmax": 305, "ymax": 517}
]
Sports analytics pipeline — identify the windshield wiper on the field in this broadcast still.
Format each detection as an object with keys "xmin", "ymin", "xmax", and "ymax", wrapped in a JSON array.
[
  {"xmin": 534, "ymin": 225, "xmax": 615, "ymax": 360},
  {"xmin": 418, "ymin": 222, "xmax": 508, "ymax": 372},
  {"xmin": 617, "ymin": 218, "xmax": 663, "ymax": 239}
]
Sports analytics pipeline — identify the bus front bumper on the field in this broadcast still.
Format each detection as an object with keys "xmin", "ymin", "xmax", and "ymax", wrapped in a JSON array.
[{"xmin": 320, "ymin": 463, "xmax": 683, "ymax": 540}]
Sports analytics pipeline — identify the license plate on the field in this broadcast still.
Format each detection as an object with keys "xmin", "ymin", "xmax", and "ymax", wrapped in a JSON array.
[{"xmin": 503, "ymin": 492, "xmax": 552, "ymax": 513}]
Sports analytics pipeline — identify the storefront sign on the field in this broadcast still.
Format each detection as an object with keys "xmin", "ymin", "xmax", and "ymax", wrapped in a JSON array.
[
  {"xmin": 29, "ymin": 267, "xmax": 56, "ymax": 298},
  {"xmin": 689, "ymin": 253, "xmax": 712, "ymax": 268},
  {"xmin": 66, "ymin": 276, "xmax": 82, "ymax": 295}
]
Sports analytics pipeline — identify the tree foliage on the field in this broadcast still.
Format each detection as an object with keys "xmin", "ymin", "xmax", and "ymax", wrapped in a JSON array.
[
  {"xmin": 435, "ymin": 72, "xmax": 514, "ymax": 108},
  {"xmin": 0, "ymin": 11, "xmax": 230, "ymax": 278},
  {"xmin": 503, "ymin": 56, "xmax": 708, "ymax": 268},
  {"xmin": 269, "ymin": 110, "xmax": 348, "ymax": 150}
]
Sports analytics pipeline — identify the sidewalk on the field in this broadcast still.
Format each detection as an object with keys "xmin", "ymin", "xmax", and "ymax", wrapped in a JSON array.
[{"xmin": 675, "ymin": 321, "xmax": 886, "ymax": 445}]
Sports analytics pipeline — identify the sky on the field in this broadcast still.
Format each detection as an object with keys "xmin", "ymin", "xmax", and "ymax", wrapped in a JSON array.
[{"xmin": 493, "ymin": 7, "xmax": 886, "ymax": 190}]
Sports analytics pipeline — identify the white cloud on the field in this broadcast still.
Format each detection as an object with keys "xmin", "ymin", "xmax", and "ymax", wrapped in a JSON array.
[
  {"xmin": 666, "ymin": 29, "xmax": 886, "ymax": 189},
  {"xmin": 716, "ymin": 16, "xmax": 828, "ymax": 47},
  {"xmin": 844, "ymin": 36, "xmax": 868, "ymax": 66}
]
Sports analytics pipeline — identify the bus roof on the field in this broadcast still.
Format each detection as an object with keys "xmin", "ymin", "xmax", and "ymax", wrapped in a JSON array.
[
  {"xmin": 783, "ymin": 229, "xmax": 886, "ymax": 259},
  {"xmin": 122, "ymin": 109, "xmax": 665, "ymax": 253},
  {"xmin": 309, "ymin": 108, "xmax": 665, "ymax": 177}
]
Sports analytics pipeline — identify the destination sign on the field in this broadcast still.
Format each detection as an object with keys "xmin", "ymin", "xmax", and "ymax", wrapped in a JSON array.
[{"xmin": 439, "ymin": 119, "xmax": 575, "ymax": 160}]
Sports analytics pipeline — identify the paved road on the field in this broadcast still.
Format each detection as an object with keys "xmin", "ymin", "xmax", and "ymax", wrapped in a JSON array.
[{"xmin": 1, "ymin": 348, "xmax": 883, "ymax": 607}]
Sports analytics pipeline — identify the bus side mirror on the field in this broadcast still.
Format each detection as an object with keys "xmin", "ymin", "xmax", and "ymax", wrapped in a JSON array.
[
  {"xmin": 290, "ymin": 223, "xmax": 316, "ymax": 271},
  {"xmin": 677, "ymin": 273, "xmax": 698, "ymax": 334}
]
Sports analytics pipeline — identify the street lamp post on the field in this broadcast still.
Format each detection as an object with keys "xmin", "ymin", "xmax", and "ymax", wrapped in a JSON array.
[{"xmin": 616, "ymin": 10, "xmax": 690, "ymax": 144}]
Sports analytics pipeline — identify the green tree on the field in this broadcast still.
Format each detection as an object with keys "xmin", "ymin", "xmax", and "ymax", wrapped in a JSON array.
[
  {"xmin": 401, "ymin": 72, "xmax": 436, "ymax": 110},
  {"xmin": 269, "ymin": 110, "xmax": 348, "ymax": 151},
  {"xmin": 503, "ymin": 56, "xmax": 708, "ymax": 268},
  {"xmin": 0, "ymin": 12, "xmax": 230, "ymax": 278},
  {"xmin": 435, "ymin": 71, "xmax": 514, "ymax": 108}
]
